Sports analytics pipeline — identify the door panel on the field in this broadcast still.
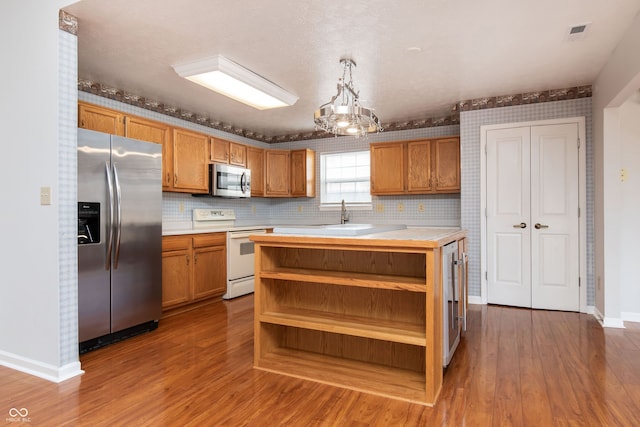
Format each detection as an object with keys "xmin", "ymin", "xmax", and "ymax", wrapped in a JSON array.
[
  {"xmin": 531, "ymin": 124, "xmax": 579, "ymax": 310},
  {"xmin": 486, "ymin": 123, "xmax": 579, "ymax": 311},
  {"xmin": 487, "ymin": 127, "xmax": 531, "ymax": 307}
]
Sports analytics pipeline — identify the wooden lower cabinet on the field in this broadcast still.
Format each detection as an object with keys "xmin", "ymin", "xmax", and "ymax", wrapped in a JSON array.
[
  {"xmin": 162, "ymin": 233, "xmax": 226, "ymax": 311},
  {"xmin": 192, "ymin": 234, "xmax": 227, "ymax": 299}
]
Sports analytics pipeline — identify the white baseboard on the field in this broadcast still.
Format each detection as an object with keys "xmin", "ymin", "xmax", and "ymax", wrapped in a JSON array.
[
  {"xmin": 0, "ymin": 350, "xmax": 84, "ymax": 383},
  {"xmin": 622, "ymin": 312, "xmax": 640, "ymax": 323},
  {"xmin": 468, "ymin": 296, "xmax": 483, "ymax": 305}
]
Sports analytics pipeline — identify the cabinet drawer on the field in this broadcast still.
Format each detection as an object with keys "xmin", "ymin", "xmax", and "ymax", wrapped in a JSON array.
[
  {"xmin": 193, "ymin": 233, "xmax": 226, "ymax": 248},
  {"xmin": 162, "ymin": 235, "xmax": 192, "ymax": 251}
]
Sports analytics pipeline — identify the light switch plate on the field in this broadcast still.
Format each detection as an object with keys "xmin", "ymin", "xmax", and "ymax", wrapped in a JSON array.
[{"xmin": 40, "ymin": 186, "xmax": 51, "ymax": 205}]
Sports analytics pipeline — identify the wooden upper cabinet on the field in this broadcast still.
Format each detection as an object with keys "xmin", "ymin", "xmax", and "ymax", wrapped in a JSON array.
[
  {"xmin": 370, "ymin": 142, "xmax": 405, "ymax": 194},
  {"xmin": 124, "ymin": 116, "xmax": 172, "ymax": 189},
  {"xmin": 78, "ymin": 102, "xmax": 125, "ymax": 135},
  {"xmin": 125, "ymin": 116, "xmax": 169, "ymax": 145},
  {"xmin": 265, "ymin": 149, "xmax": 290, "ymax": 196},
  {"xmin": 246, "ymin": 146, "xmax": 265, "ymax": 197},
  {"xmin": 172, "ymin": 128, "xmax": 209, "ymax": 193},
  {"xmin": 210, "ymin": 138, "xmax": 230, "ymax": 163},
  {"xmin": 370, "ymin": 137, "xmax": 460, "ymax": 195},
  {"xmin": 290, "ymin": 149, "xmax": 316, "ymax": 197},
  {"xmin": 229, "ymin": 142, "xmax": 247, "ymax": 167},
  {"xmin": 433, "ymin": 137, "xmax": 460, "ymax": 192},
  {"xmin": 211, "ymin": 138, "xmax": 247, "ymax": 167},
  {"xmin": 407, "ymin": 140, "xmax": 432, "ymax": 193}
]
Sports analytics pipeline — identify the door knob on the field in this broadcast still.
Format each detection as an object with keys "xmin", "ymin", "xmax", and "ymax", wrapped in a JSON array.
[
  {"xmin": 534, "ymin": 223, "xmax": 549, "ymax": 229},
  {"xmin": 513, "ymin": 222, "xmax": 527, "ymax": 229}
]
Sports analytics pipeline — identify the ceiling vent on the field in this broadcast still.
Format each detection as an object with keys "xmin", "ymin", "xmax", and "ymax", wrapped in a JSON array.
[{"xmin": 567, "ymin": 23, "xmax": 590, "ymax": 40}]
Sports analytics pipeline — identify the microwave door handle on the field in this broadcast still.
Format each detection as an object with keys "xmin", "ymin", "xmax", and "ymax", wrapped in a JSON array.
[
  {"xmin": 240, "ymin": 172, "xmax": 247, "ymax": 194},
  {"xmin": 105, "ymin": 161, "xmax": 114, "ymax": 270}
]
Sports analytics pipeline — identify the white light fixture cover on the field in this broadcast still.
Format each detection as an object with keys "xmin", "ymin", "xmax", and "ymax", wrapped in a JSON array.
[{"xmin": 172, "ymin": 55, "xmax": 298, "ymax": 110}]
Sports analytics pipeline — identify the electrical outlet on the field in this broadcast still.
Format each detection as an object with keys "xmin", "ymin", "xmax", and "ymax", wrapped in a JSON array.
[
  {"xmin": 40, "ymin": 186, "xmax": 51, "ymax": 205},
  {"xmin": 620, "ymin": 168, "xmax": 628, "ymax": 182},
  {"xmin": 418, "ymin": 203, "xmax": 425, "ymax": 212},
  {"xmin": 376, "ymin": 203, "xmax": 384, "ymax": 213},
  {"xmin": 251, "ymin": 205, "xmax": 256, "ymax": 214},
  {"xmin": 397, "ymin": 203, "xmax": 404, "ymax": 212},
  {"xmin": 179, "ymin": 202, "xmax": 185, "ymax": 213},
  {"xmin": 298, "ymin": 205, "xmax": 304, "ymax": 213}
]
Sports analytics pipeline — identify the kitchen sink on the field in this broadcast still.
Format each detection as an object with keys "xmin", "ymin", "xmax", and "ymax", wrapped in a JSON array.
[{"xmin": 272, "ymin": 223, "xmax": 407, "ymax": 236}]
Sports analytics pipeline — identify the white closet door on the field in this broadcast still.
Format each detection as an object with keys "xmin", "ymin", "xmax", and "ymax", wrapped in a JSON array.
[
  {"xmin": 530, "ymin": 123, "xmax": 580, "ymax": 311},
  {"xmin": 486, "ymin": 126, "xmax": 531, "ymax": 307},
  {"xmin": 486, "ymin": 123, "xmax": 580, "ymax": 311}
]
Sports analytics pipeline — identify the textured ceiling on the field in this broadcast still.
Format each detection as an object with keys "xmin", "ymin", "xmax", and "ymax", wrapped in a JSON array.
[{"xmin": 64, "ymin": 0, "xmax": 640, "ymax": 139}]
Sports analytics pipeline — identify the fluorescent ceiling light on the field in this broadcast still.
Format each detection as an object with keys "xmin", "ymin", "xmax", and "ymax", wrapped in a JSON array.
[{"xmin": 172, "ymin": 55, "xmax": 298, "ymax": 110}]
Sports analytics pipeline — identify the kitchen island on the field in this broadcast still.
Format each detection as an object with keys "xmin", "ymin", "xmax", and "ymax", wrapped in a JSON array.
[{"xmin": 250, "ymin": 227, "xmax": 467, "ymax": 406}]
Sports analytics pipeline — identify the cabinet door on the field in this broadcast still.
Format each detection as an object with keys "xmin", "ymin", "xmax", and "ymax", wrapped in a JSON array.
[
  {"xmin": 78, "ymin": 102, "xmax": 125, "ymax": 135},
  {"xmin": 229, "ymin": 142, "xmax": 247, "ymax": 167},
  {"xmin": 370, "ymin": 143, "xmax": 405, "ymax": 195},
  {"xmin": 407, "ymin": 140, "xmax": 432, "ymax": 193},
  {"xmin": 290, "ymin": 149, "xmax": 315, "ymax": 197},
  {"xmin": 193, "ymin": 245, "xmax": 226, "ymax": 299},
  {"xmin": 433, "ymin": 137, "xmax": 460, "ymax": 193},
  {"xmin": 265, "ymin": 150, "xmax": 291, "ymax": 196},
  {"xmin": 172, "ymin": 128, "xmax": 209, "ymax": 193},
  {"xmin": 210, "ymin": 138, "xmax": 230, "ymax": 163},
  {"xmin": 125, "ymin": 116, "xmax": 173, "ymax": 189},
  {"xmin": 246, "ymin": 146, "xmax": 265, "ymax": 196},
  {"xmin": 161, "ymin": 249, "xmax": 191, "ymax": 309}
]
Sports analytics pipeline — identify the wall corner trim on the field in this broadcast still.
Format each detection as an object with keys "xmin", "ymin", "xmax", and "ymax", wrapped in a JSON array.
[{"xmin": 0, "ymin": 350, "xmax": 84, "ymax": 383}]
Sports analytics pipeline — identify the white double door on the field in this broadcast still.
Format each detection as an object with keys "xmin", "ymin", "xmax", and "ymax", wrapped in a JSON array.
[{"xmin": 486, "ymin": 123, "xmax": 579, "ymax": 311}]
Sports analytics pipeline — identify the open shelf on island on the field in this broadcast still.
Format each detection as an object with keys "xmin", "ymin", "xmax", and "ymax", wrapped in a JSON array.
[
  {"xmin": 260, "ymin": 308, "xmax": 427, "ymax": 346},
  {"xmin": 260, "ymin": 267, "xmax": 426, "ymax": 292},
  {"xmin": 256, "ymin": 340, "xmax": 427, "ymax": 404}
]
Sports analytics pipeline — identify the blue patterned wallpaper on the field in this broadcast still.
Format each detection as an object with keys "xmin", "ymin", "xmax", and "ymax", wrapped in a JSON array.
[{"xmin": 460, "ymin": 98, "xmax": 594, "ymax": 305}]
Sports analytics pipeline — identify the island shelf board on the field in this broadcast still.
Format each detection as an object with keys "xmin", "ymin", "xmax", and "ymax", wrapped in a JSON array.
[
  {"xmin": 259, "ymin": 267, "xmax": 427, "ymax": 292},
  {"xmin": 260, "ymin": 307, "xmax": 427, "ymax": 346},
  {"xmin": 256, "ymin": 346, "xmax": 429, "ymax": 405}
]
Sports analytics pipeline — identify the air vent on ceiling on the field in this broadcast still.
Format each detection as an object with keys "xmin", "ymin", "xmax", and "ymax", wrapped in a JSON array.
[{"xmin": 568, "ymin": 23, "xmax": 590, "ymax": 40}]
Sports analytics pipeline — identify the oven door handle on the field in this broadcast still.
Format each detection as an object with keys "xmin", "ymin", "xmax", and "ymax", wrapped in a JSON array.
[{"xmin": 228, "ymin": 230, "xmax": 267, "ymax": 240}]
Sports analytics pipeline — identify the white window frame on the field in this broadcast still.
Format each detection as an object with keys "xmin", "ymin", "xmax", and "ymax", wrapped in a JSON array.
[{"xmin": 319, "ymin": 150, "xmax": 372, "ymax": 211}]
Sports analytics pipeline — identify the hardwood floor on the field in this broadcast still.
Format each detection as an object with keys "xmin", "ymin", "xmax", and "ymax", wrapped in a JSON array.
[{"xmin": 2, "ymin": 297, "xmax": 640, "ymax": 426}]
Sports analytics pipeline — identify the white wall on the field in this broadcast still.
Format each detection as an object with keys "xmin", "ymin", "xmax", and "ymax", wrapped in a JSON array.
[
  {"xmin": 593, "ymin": 11, "xmax": 640, "ymax": 325},
  {"xmin": 619, "ymin": 92, "xmax": 640, "ymax": 320},
  {"xmin": 0, "ymin": 0, "xmax": 81, "ymax": 380}
]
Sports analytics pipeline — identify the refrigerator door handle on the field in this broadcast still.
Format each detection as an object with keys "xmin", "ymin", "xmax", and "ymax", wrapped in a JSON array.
[
  {"xmin": 105, "ymin": 161, "xmax": 114, "ymax": 270},
  {"xmin": 113, "ymin": 162, "xmax": 122, "ymax": 269}
]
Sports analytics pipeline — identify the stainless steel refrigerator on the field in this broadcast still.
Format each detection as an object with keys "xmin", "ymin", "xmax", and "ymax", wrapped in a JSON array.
[{"xmin": 77, "ymin": 128, "xmax": 162, "ymax": 352}]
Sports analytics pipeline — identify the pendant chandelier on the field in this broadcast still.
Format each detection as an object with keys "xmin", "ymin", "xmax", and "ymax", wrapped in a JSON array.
[{"xmin": 314, "ymin": 58, "xmax": 383, "ymax": 138}]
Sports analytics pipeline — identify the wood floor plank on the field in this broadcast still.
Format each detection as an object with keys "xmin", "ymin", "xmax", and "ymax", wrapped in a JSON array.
[{"xmin": 1, "ymin": 296, "xmax": 640, "ymax": 426}]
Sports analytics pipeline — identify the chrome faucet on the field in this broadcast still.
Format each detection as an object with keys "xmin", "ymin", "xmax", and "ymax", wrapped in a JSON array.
[{"xmin": 340, "ymin": 199, "xmax": 350, "ymax": 224}]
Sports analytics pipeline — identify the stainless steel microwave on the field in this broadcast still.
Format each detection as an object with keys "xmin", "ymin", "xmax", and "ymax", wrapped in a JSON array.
[{"xmin": 209, "ymin": 163, "xmax": 251, "ymax": 198}]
